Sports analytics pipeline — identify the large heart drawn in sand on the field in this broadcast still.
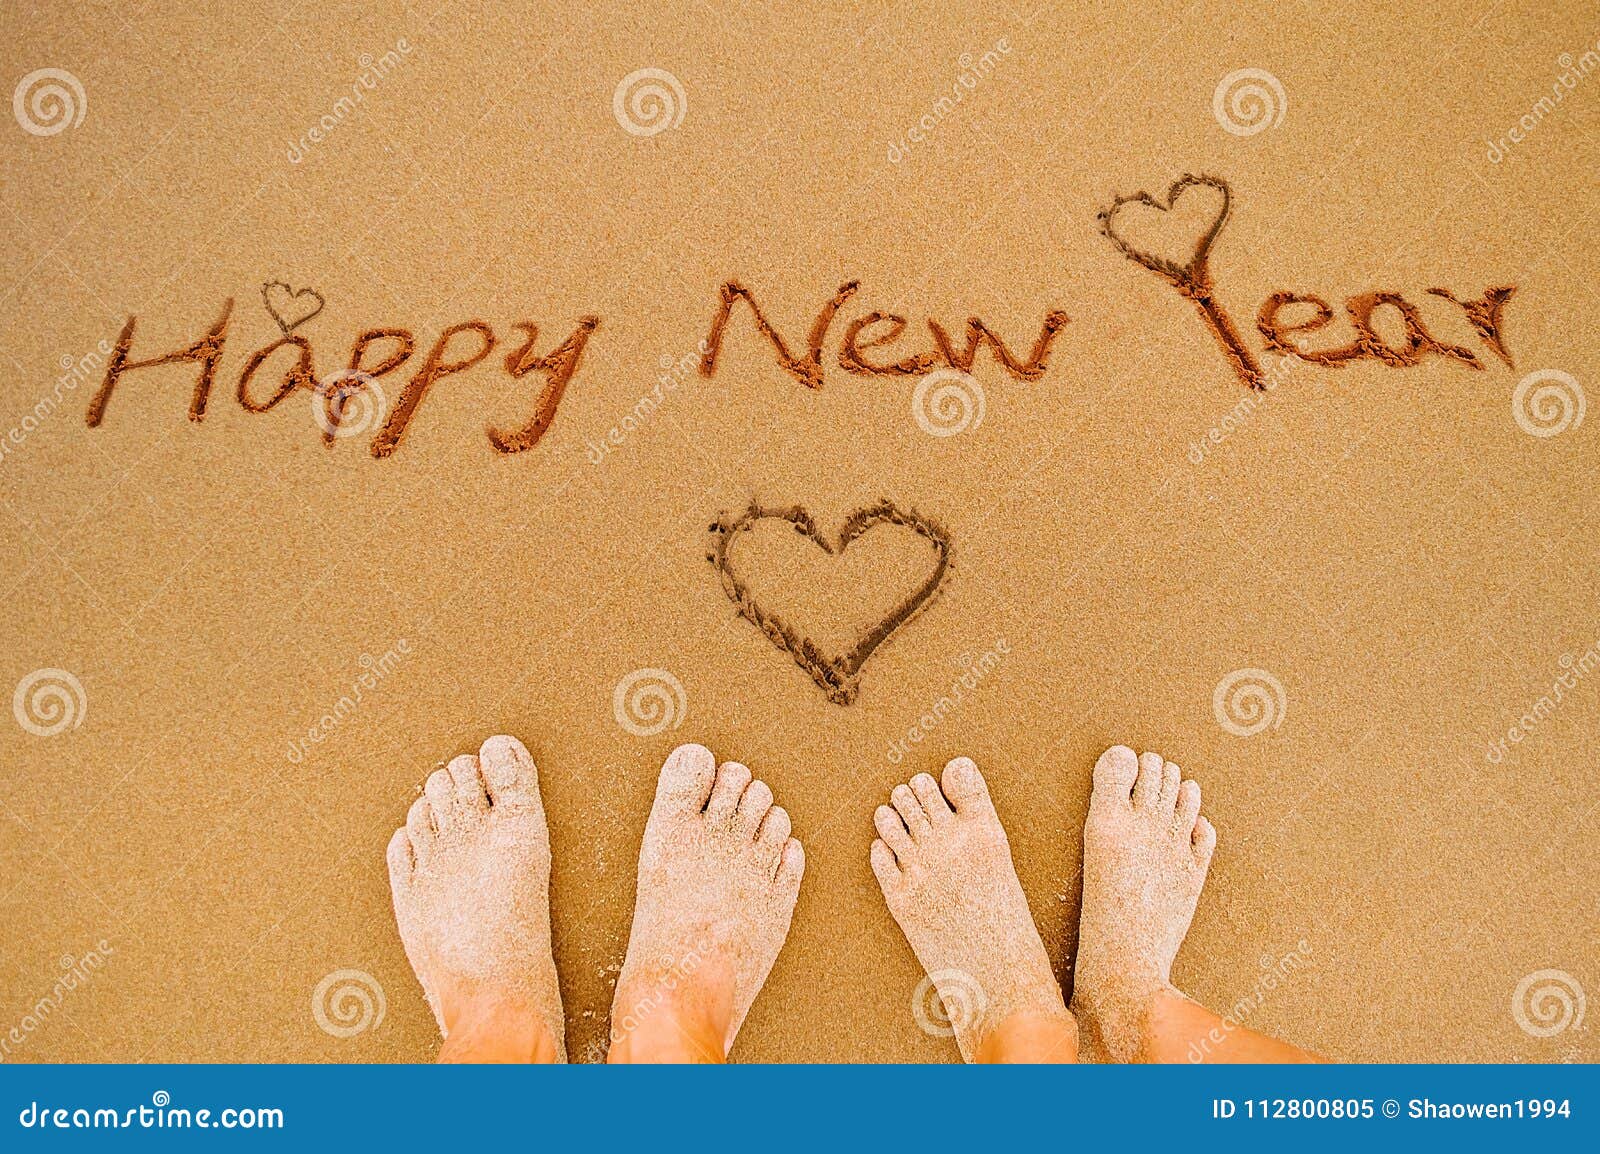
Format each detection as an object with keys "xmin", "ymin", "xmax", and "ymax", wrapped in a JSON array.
[
  {"xmin": 709, "ymin": 500, "xmax": 952, "ymax": 705},
  {"xmin": 1098, "ymin": 173, "xmax": 1232, "ymax": 289}
]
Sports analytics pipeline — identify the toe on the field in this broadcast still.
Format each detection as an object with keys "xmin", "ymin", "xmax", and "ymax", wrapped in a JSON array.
[
  {"xmin": 775, "ymin": 837, "xmax": 805, "ymax": 894},
  {"xmin": 940, "ymin": 756, "xmax": 996, "ymax": 820},
  {"xmin": 1192, "ymin": 816, "xmax": 1217, "ymax": 864},
  {"xmin": 653, "ymin": 742, "xmax": 717, "ymax": 814},
  {"xmin": 1158, "ymin": 761, "xmax": 1181, "ymax": 812},
  {"xmin": 891, "ymin": 783, "xmax": 931, "ymax": 838},
  {"xmin": 874, "ymin": 804, "xmax": 915, "ymax": 859},
  {"xmin": 757, "ymin": 805, "xmax": 791, "ymax": 869},
  {"xmin": 1175, "ymin": 779, "xmax": 1202, "ymax": 834},
  {"xmin": 386, "ymin": 827, "xmax": 413, "ymax": 885},
  {"xmin": 1091, "ymin": 745, "xmax": 1139, "ymax": 804},
  {"xmin": 405, "ymin": 796, "xmax": 435, "ymax": 859},
  {"xmin": 447, "ymin": 754, "xmax": 489, "ymax": 812},
  {"xmin": 424, "ymin": 770, "xmax": 457, "ymax": 829},
  {"xmin": 478, "ymin": 735, "xmax": 542, "ymax": 810},
  {"xmin": 870, "ymin": 838, "xmax": 901, "ymax": 890},
  {"xmin": 736, "ymin": 778, "xmax": 774, "ymax": 837},
  {"xmin": 707, "ymin": 761, "xmax": 753, "ymax": 818},
  {"xmin": 1132, "ymin": 751, "xmax": 1164, "ymax": 809},
  {"xmin": 910, "ymin": 772, "xmax": 952, "ymax": 825}
]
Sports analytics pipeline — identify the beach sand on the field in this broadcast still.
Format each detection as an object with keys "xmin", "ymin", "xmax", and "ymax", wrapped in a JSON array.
[{"xmin": 1, "ymin": 0, "xmax": 1596, "ymax": 1062}]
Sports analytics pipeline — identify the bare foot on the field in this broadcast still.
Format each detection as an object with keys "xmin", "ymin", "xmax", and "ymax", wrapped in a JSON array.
[
  {"xmin": 387, "ymin": 735, "xmax": 564, "ymax": 1063},
  {"xmin": 871, "ymin": 757, "xmax": 1076, "ymax": 1062},
  {"xmin": 609, "ymin": 743, "xmax": 804, "ymax": 1062},
  {"xmin": 1071, "ymin": 745, "xmax": 1216, "ymax": 1062}
]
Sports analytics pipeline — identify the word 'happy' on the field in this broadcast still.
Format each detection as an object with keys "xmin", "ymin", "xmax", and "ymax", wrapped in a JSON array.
[{"xmin": 81, "ymin": 175, "xmax": 1520, "ymax": 457}]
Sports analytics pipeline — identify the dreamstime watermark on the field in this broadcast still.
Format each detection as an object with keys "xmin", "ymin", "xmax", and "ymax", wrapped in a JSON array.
[
  {"xmin": 13, "ymin": 68, "xmax": 86, "ymax": 136},
  {"xmin": 911, "ymin": 968, "xmax": 987, "ymax": 1038},
  {"xmin": 12, "ymin": 668, "xmax": 86, "ymax": 736},
  {"xmin": 18, "ymin": 1091, "xmax": 283, "ymax": 1130},
  {"xmin": 311, "ymin": 968, "xmax": 386, "ymax": 1038},
  {"xmin": 1212, "ymin": 667, "xmax": 1286, "ymax": 736},
  {"xmin": 586, "ymin": 340, "xmax": 709, "ymax": 465},
  {"xmin": 285, "ymin": 641, "xmax": 411, "ymax": 764},
  {"xmin": 285, "ymin": 39, "xmax": 414, "ymax": 163},
  {"xmin": 1, "ymin": 339, "xmax": 114, "ymax": 468},
  {"xmin": 1187, "ymin": 352, "xmax": 1297, "ymax": 464},
  {"xmin": 887, "ymin": 40, "xmax": 1011, "ymax": 164},
  {"xmin": 885, "ymin": 639, "xmax": 1009, "ymax": 764},
  {"xmin": 1486, "ymin": 37, "xmax": 1600, "ymax": 163},
  {"xmin": 1212, "ymin": 68, "xmax": 1286, "ymax": 136},
  {"xmin": 580, "ymin": 937, "xmax": 712, "ymax": 1061},
  {"xmin": 0, "ymin": 940, "xmax": 113, "ymax": 1061},
  {"xmin": 613, "ymin": 667, "xmax": 687, "ymax": 736},
  {"xmin": 613, "ymin": 68, "xmax": 686, "ymax": 137},
  {"xmin": 1186, "ymin": 938, "xmax": 1312, "ymax": 1061},
  {"xmin": 1511, "ymin": 369, "xmax": 1584, "ymax": 437},
  {"xmin": 1484, "ymin": 639, "xmax": 1599, "ymax": 764},
  {"xmin": 1511, "ymin": 969, "xmax": 1585, "ymax": 1038},
  {"xmin": 312, "ymin": 370, "xmax": 386, "ymax": 439},
  {"xmin": 912, "ymin": 368, "xmax": 985, "ymax": 437}
]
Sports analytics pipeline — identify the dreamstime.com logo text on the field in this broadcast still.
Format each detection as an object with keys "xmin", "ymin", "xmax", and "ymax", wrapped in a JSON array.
[
  {"xmin": 885, "ymin": 639, "xmax": 1009, "ymax": 764},
  {"xmin": 1, "ymin": 339, "xmax": 114, "ymax": 468},
  {"xmin": 0, "ymin": 941, "xmax": 113, "ymax": 1062},
  {"xmin": 1187, "ymin": 938, "xmax": 1313, "ymax": 1061},
  {"xmin": 1486, "ymin": 36, "xmax": 1600, "ymax": 162},
  {"xmin": 286, "ymin": 39, "xmax": 414, "ymax": 163},
  {"xmin": 1484, "ymin": 639, "xmax": 1600, "ymax": 764},
  {"xmin": 587, "ymin": 340, "xmax": 709, "ymax": 465},
  {"xmin": 17, "ymin": 1091, "xmax": 283, "ymax": 1131},
  {"xmin": 581, "ymin": 937, "xmax": 712, "ymax": 1062},
  {"xmin": 1187, "ymin": 352, "xmax": 1297, "ymax": 464},
  {"xmin": 285, "ymin": 640, "xmax": 411, "ymax": 763},
  {"xmin": 887, "ymin": 40, "xmax": 1012, "ymax": 164}
]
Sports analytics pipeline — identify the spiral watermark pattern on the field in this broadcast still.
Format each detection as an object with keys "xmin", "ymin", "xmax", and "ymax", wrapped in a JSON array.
[
  {"xmin": 912, "ymin": 369, "xmax": 985, "ymax": 437},
  {"xmin": 12, "ymin": 668, "xmax": 86, "ymax": 736},
  {"xmin": 911, "ymin": 968, "xmax": 987, "ymax": 1037},
  {"xmin": 1512, "ymin": 369, "xmax": 1584, "ymax": 438},
  {"xmin": 1512, "ymin": 969, "xmax": 1585, "ymax": 1038},
  {"xmin": 314, "ymin": 370, "xmax": 385, "ymax": 438},
  {"xmin": 1212, "ymin": 667, "xmax": 1287, "ymax": 736},
  {"xmin": 612, "ymin": 68, "xmax": 686, "ymax": 137},
  {"xmin": 613, "ymin": 667, "xmax": 687, "ymax": 736},
  {"xmin": 1212, "ymin": 68, "xmax": 1286, "ymax": 136},
  {"xmin": 311, "ymin": 968, "xmax": 386, "ymax": 1038},
  {"xmin": 13, "ymin": 68, "xmax": 87, "ymax": 137}
]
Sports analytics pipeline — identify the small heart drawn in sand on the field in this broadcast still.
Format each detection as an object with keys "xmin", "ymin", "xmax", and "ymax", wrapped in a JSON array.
[
  {"xmin": 261, "ymin": 280, "xmax": 326, "ymax": 335},
  {"xmin": 1098, "ymin": 173, "xmax": 1231, "ymax": 291},
  {"xmin": 709, "ymin": 500, "xmax": 952, "ymax": 705}
]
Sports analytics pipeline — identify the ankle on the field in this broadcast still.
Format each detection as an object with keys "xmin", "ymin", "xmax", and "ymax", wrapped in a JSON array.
[
  {"xmin": 608, "ymin": 973, "xmax": 730, "ymax": 1064},
  {"xmin": 437, "ymin": 991, "xmax": 557, "ymax": 1063},
  {"xmin": 974, "ymin": 1009, "xmax": 1079, "ymax": 1064},
  {"xmin": 1070, "ymin": 979, "xmax": 1178, "ymax": 1063}
]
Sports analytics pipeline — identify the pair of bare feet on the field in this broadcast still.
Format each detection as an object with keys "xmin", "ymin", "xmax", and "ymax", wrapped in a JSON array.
[{"xmin": 386, "ymin": 739, "xmax": 1225, "ymax": 1062}]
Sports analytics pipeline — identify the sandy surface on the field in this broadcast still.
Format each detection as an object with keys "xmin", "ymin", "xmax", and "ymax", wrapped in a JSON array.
[{"xmin": 1, "ymin": 0, "xmax": 1596, "ymax": 1062}]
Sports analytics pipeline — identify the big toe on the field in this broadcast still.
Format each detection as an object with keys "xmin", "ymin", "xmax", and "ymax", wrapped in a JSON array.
[
  {"xmin": 1091, "ymin": 745, "xmax": 1139, "ymax": 806},
  {"xmin": 652, "ymin": 742, "xmax": 717, "ymax": 815},
  {"xmin": 941, "ymin": 757, "xmax": 997, "ymax": 821},
  {"xmin": 478, "ymin": 734, "xmax": 542, "ymax": 811}
]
